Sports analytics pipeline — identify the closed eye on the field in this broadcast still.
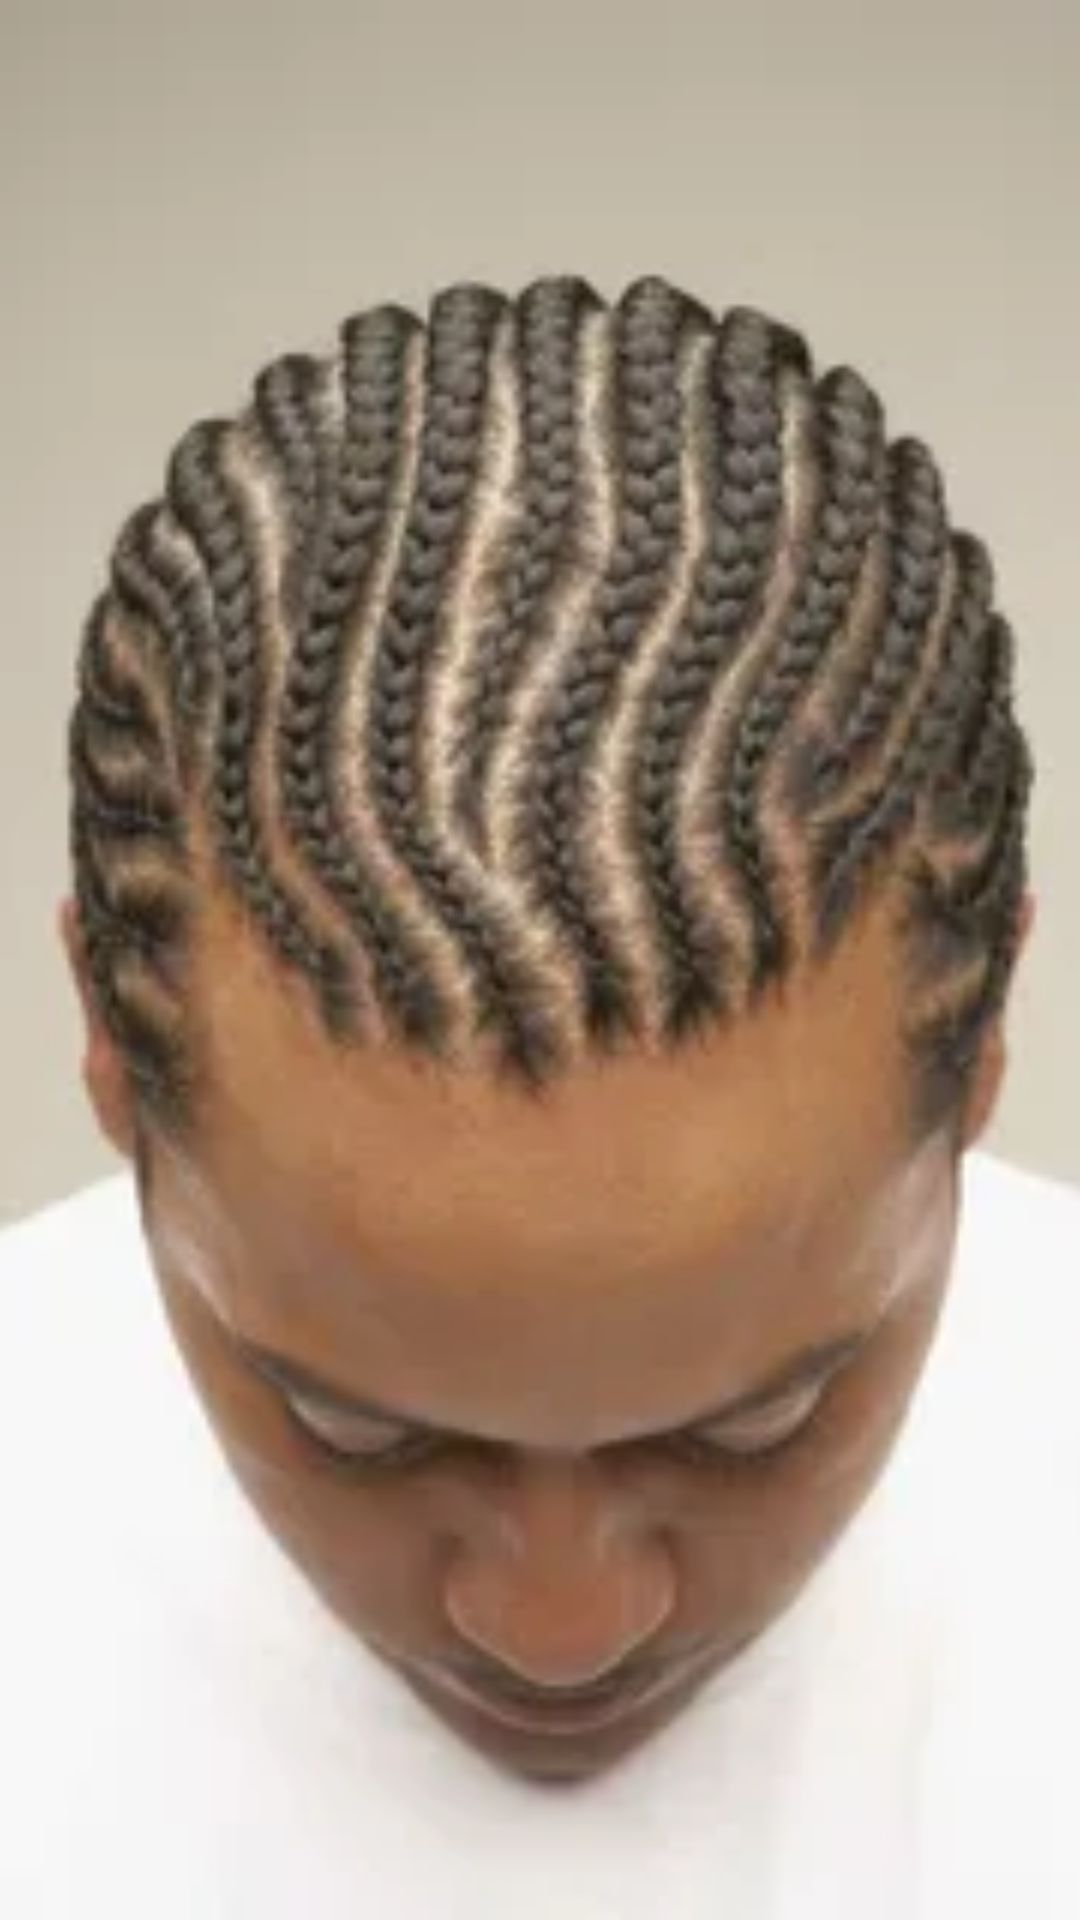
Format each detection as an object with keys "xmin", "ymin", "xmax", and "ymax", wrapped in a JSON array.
[
  {"xmin": 282, "ymin": 1373, "xmax": 830, "ymax": 1469},
  {"xmin": 665, "ymin": 1378, "xmax": 828, "ymax": 1461},
  {"xmin": 284, "ymin": 1398, "xmax": 442, "ymax": 1466}
]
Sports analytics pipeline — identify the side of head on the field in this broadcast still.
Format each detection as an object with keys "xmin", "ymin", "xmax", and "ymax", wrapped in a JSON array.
[{"xmin": 61, "ymin": 276, "xmax": 1035, "ymax": 1783}]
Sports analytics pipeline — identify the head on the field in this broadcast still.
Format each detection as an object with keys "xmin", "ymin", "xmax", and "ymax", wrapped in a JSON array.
[{"xmin": 63, "ymin": 276, "xmax": 1034, "ymax": 1785}]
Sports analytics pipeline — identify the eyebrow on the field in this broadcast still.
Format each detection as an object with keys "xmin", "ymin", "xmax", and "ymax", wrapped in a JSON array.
[{"xmin": 235, "ymin": 1325, "xmax": 870, "ymax": 1448}]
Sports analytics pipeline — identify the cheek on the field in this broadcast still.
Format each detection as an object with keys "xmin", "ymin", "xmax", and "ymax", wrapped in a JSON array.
[
  {"xmin": 740, "ymin": 1267, "xmax": 946, "ymax": 1568},
  {"xmin": 153, "ymin": 1254, "xmax": 425, "ymax": 1617},
  {"xmin": 680, "ymin": 1271, "xmax": 948, "ymax": 1610},
  {"xmin": 228, "ymin": 1442, "xmax": 417, "ymax": 1611}
]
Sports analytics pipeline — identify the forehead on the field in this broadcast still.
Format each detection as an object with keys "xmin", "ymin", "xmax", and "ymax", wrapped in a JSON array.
[
  {"xmin": 143, "ymin": 889, "xmax": 939, "ymax": 1444},
  {"xmin": 183, "ymin": 883, "xmax": 915, "ymax": 1239}
]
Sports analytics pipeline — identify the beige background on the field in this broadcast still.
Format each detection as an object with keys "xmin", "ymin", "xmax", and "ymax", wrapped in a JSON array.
[{"xmin": 2, "ymin": 0, "xmax": 1077, "ymax": 1223}]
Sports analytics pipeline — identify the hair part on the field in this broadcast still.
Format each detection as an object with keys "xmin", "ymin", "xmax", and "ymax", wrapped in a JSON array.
[{"xmin": 68, "ymin": 274, "xmax": 1033, "ymax": 1145}]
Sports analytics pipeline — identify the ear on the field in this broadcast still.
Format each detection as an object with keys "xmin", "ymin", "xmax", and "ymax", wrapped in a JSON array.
[
  {"xmin": 59, "ymin": 897, "xmax": 137, "ymax": 1162},
  {"xmin": 959, "ymin": 890, "xmax": 1037, "ymax": 1150}
]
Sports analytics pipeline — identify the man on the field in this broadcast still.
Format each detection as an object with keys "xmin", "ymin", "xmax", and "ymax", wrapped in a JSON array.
[{"xmin": 4, "ymin": 275, "xmax": 1078, "ymax": 1915}]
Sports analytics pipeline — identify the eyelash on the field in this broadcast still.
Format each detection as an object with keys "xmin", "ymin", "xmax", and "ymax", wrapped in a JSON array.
[{"xmin": 282, "ymin": 1380, "xmax": 829, "ymax": 1475}]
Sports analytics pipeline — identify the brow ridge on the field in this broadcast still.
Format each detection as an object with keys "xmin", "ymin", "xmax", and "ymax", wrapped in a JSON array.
[{"xmin": 238, "ymin": 1327, "xmax": 869, "ymax": 1446}]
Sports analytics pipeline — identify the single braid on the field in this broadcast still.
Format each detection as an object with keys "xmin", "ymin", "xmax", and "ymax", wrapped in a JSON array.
[
  {"xmin": 925, "ymin": 612, "xmax": 1028, "ymax": 925},
  {"xmin": 68, "ymin": 592, "xmax": 194, "ymax": 1123},
  {"xmin": 448, "ymin": 276, "xmax": 602, "ymax": 859},
  {"xmin": 630, "ymin": 308, "xmax": 809, "ymax": 1035},
  {"xmin": 522, "ymin": 276, "xmax": 703, "ymax": 1042},
  {"xmin": 75, "ymin": 591, "xmax": 167, "ymax": 758},
  {"xmin": 70, "ymin": 802, "xmax": 190, "ymax": 1104},
  {"xmin": 69, "ymin": 705, "xmax": 181, "ymax": 849},
  {"xmin": 954, "ymin": 614, "xmax": 1018, "ymax": 812},
  {"xmin": 913, "ymin": 534, "xmax": 996, "ymax": 835},
  {"xmin": 110, "ymin": 502, "xmax": 214, "ymax": 783},
  {"xmin": 70, "ymin": 595, "xmax": 188, "ymax": 896},
  {"xmin": 249, "ymin": 353, "xmax": 334, "ymax": 628},
  {"xmin": 165, "ymin": 419, "xmax": 352, "ymax": 1021},
  {"xmin": 722, "ymin": 366, "xmax": 886, "ymax": 989},
  {"xmin": 812, "ymin": 569, "xmax": 973, "ymax": 951},
  {"xmin": 366, "ymin": 284, "xmax": 561, "ymax": 1083},
  {"xmin": 811, "ymin": 436, "xmax": 949, "ymax": 798},
  {"xmin": 271, "ymin": 306, "xmax": 451, "ymax": 1049},
  {"xmin": 908, "ymin": 727, "xmax": 1032, "ymax": 1131}
]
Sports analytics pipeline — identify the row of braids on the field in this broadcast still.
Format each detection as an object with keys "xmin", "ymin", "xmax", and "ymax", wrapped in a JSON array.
[
  {"xmin": 253, "ymin": 314, "xmax": 453, "ymax": 1051},
  {"xmin": 720, "ymin": 363, "xmax": 887, "ymax": 988},
  {"xmin": 360, "ymin": 284, "xmax": 564, "ymax": 1084},
  {"xmin": 812, "ymin": 436, "xmax": 949, "ymax": 803},
  {"xmin": 68, "ymin": 273, "xmax": 1033, "ymax": 1140},
  {"xmin": 447, "ymin": 276, "xmax": 602, "ymax": 863},
  {"xmin": 68, "ymin": 588, "xmax": 192, "ymax": 1116},
  {"xmin": 163, "ymin": 417, "xmax": 353, "ymax": 1024},
  {"xmin": 905, "ymin": 549, "xmax": 1033, "ymax": 1129},
  {"xmin": 807, "ymin": 434, "xmax": 951, "ymax": 947},
  {"xmin": 518, "ymin": 276, "xmax": 710, "ymax": 1044},
  {"xmin": 627, "ymin": 306, "xmax": 808, "ymax": 1038}
]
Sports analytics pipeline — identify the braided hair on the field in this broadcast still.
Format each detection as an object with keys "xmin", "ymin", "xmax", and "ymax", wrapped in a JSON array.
[{"xmin": 68, "ymin": 274, "xmax": 1033, "ymax": 1143}]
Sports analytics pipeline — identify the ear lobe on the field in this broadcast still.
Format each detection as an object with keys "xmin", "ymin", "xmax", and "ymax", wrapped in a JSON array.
[{"xmin": 59, "ymin": 896, "xmax": 136, "ymax": 1162}]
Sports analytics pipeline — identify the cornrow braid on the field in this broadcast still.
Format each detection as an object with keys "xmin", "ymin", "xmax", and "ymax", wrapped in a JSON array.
[
  {"xmin": 721, "ymin": 364, "xmax": 887, "ymax": 989},
  {"xmin": 71, "ymin": 809, "xmax": 190, "ymax": 1096},
  {"xmin": 68, "ymin": 273, "xmax": 1034, "ymax": 1143},
  {"xmin": 364, "ymin": 284, "xmax": 562, "ymax": 1084},
  {"xmin": 807, "ymin": 439, "xmax": 952, "ymax": 950},
  {"xmin": 68, "ymin": 591, "xmax": 193, "ymax": 1122},
  {"xmin": 811, "ymin": 435, "xmax": 949, "ymax": 800},
  {"xmin": 109, "ymin": 502, "xmax": 215, "ymax": 785},
  {"xmin": 629, "ymin": 307, "xmax": 809, "ymax": 1038},
  {"xmin": 953, "ymin": 613, "xmax": 1019, "ymax": 813},
  {"xmin": 908, "ymin": 723, "xmax": 1033, "ymax": 1135},
  {"xmin": 922, "ymin": 597, "xmax": 1028, "ymax": 933},
  {"xmin": 447, "ymin": 275, "xmax": 603, "ymax": 862},
  {"xmin": 263, "ymin": 309, "xmax": 454, "ymax": 1052},
  {"xmin": 811, "ymin": 584, "xmax": 967, "ymax": 955},
  {"xmin": 75, "ymin": 590, "xmax": 169, "ymax": 771},
  {"xmin": 164, "ymin": 417, "xmax": 352, "ymax": 1025},
  {"xmin": 249, "ymin": 352, "xmax": 334, "ymax": 628},
  {"xmin": 916, "ymin": 532, "xmax": 997, "ymax": 837},
  {"xmin": 520, "ymin": 276, "xmax": 708, "ymax": 1044}
]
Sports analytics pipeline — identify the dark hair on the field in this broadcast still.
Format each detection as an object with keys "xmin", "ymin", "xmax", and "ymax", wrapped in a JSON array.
[{"xmin": 68, "ymin": 275, "xmax": 1033, "ymax": 1144}]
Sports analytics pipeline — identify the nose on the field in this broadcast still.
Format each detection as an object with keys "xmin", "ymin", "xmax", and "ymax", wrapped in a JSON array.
[{"xmin": 442, "ymin": 1452, "xmax": 677, "ymax": 1691}]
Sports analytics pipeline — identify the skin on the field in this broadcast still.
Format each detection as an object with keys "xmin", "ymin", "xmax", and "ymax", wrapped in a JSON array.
[{"xmin": 60, "ymin": 881, "xmax": 1034, "ymax": 1786}]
